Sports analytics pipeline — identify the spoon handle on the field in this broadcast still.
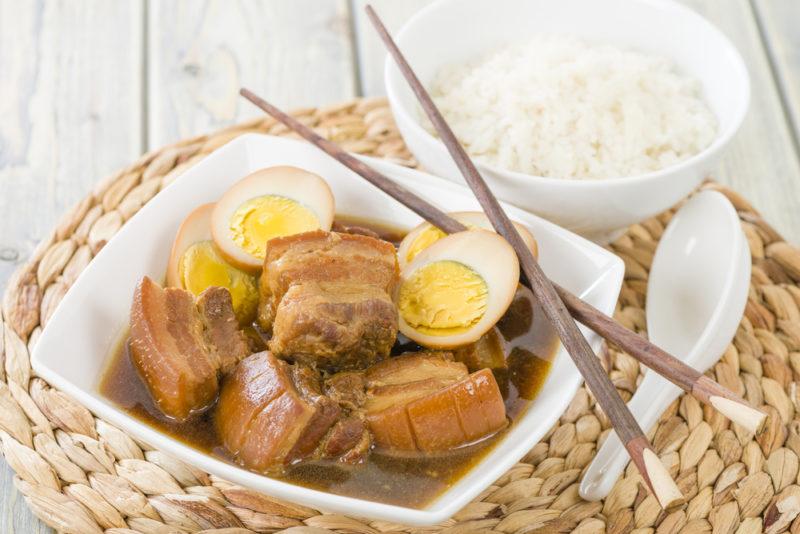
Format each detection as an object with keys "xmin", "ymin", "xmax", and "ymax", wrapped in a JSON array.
[{"xmin": 580, "ymin": 372, "xmax": 681, "ymax": 501}]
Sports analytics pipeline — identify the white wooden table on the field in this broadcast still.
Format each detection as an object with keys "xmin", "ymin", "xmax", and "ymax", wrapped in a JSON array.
[{"xmin": 0, "ymin": 1, "xmax": 798, "ymax": 531}]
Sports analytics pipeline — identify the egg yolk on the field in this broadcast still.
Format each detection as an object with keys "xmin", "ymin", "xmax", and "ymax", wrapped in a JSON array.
[
  {"xmin": 398, "ymin": 260, "xmax": 488, "ymax": 336},
  {"xmin": 406, "ymin": 223, "xmax": 478, "ymax": 263},
  {"xmin": 229, "ymin": 195, "xmax": 319, "ymax": 259},
  {"xmin": 405, "ymin": 226, "xmax": 447, "ymax": 264},
  {"xmin": 179, "ymin": 241, "xmax": 258, "ymax": 322}
]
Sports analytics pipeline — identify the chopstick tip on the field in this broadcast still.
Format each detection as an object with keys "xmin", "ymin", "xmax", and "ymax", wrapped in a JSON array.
[
  {"xmin": 626, "ymin": 437, "xmax": 684, "ymax": 510},
  {"xmin": 635, "ymin": 445, "xmax": 684, "ymax": 510},
  {"xmin": 240, "ymin": 87, "xmax": 254, "ymax": 101},
  {"xmin": 694, "ymin": 376, "xmax": 767, "ymax": 434},
  {"xmin": 709, "ymin": 394, "xmax": 767, "ymax": 434}
]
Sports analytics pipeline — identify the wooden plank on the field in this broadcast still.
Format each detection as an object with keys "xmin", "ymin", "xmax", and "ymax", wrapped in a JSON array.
[
  {"xmin": 351, "ymin": 0, "xmax": 435, "ymax": 96},
  {"xmin": 0, "ymin": 471, "xmax": 51, "ymax": 534},
  {"xmin": 752, "ymin": 0, "xmax": 800, "ymax": 151},
  {"xmin": 0, "ymin": 1, "xmax": 144, "ymax": 532},
  {"xmin": 678, "ymin": 0, "xmax": 800, "ymax": 242},
  {"xmin": 0, "ymin": 1, "xmax": 144, "ymax": 286},
  {"xmin": 147, "ymin": 0, "xmax": 357, "ymax": 148},
  {"xmin": 355, "ymin": 0, "xmax": 800, "ymax": 242}
]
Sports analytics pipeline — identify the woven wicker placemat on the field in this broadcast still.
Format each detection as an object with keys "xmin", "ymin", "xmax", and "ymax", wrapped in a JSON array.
[{"xmin": 3, "ymin": 97, "xmax": 799, "ymax": 534}]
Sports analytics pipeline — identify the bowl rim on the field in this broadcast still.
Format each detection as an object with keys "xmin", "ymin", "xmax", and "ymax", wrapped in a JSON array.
[{"xmin": 384, "ymin": 0, "xmax": 751, "ymax": 188}]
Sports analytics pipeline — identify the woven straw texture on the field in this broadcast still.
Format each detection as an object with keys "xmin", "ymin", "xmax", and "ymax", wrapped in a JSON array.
[{"xmin": 3, "ymin": 98, "xmax": 800, "ymax": 534}]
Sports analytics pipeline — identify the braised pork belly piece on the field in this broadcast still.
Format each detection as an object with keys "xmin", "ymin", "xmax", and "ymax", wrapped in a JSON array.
[
  {"xmin": 216, "ymin": 351, "xmax": 370, "ymax": 473},
  {"xmin": 318, "ymin": 416, "xmax": 371, "ymax": 462},
  {"xmin": 364, "ymin": 352, "xmax": 507, "ymax": 453},
  {"xmin": 323, "ymin": 371, "xmax": 371, "ymax": 463},
  {"xmin": 324, "ymin": 370, "xmax": 367, "ymax": 410},
  {"xmin": 197, "ymin": 286, "xmax": 253, "ymax": 375},
  {"xmin": 129, "ymin": 277, "xmax": 250, "ymax": 421},
  {"xmin": 258, "ymin": 230, "xmax": 399, "ymax": 371},
  {"xmin": 269, "ymin": 282, "xmax": 397, "ymax": 371},
  {"xmin": 215, "ymin": 349, "xmax": 507, "ymax": 474}
]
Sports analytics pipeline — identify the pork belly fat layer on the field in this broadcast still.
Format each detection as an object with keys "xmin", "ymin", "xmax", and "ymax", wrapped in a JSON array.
[
  {"xmin": 364, "ymin": 352, "xmax": 469, "ymax": 413},
  {"xmin": 258, "ymin": 230, "xmax": 400, "ymax": 371},
  {"xmin": 129, "ymin": 277, "xmax": 249, "ymax": 421},
  {"xmin": 265, "ymin": 230, "xmax": 398, "ymax": 293},
  {"xmin": 365, "ymin": 351, "xmax": 468, "ymax": 386},
  {"xmin": 258, "ymin": 230, "xmax": 398, "ymax": 328},
  {"xmin": 364, "ymin": 352, "xmax": 507, "ymax": 454},
  {"xmin": 130, "ymin": 277, "xmax": 219, "ymax": 421}
]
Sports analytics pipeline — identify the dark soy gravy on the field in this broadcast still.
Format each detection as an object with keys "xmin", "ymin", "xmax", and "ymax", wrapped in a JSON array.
[{"xmin": 99, "ymin": 216, "xmax": 559, "ymax": 508}]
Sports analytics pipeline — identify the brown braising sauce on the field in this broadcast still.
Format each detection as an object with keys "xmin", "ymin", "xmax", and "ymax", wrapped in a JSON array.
[{"xmin": 99, "ymin": 216, "xmax": 559, "ymax": 508}]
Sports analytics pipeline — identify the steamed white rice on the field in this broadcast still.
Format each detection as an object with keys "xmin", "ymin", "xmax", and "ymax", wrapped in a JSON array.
[{"xmin": 428, "ymin": 35, "xmax": 718, "ymax": 180}]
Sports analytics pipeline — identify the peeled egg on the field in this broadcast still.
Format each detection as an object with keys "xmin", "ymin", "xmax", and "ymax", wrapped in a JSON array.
[
  {"xmin": 397, "ymin": 211, "xmax": 537, "ymax": 269},
  {"xmin": 211, "ymin": 166, "xmax": 335, "ymax": 271},
  {"xmin": 396, "ymin": 230, "xmax": 520, "ymax": 348},
  {"xmin": 167, "ymin": 203, "xmax": 258, "ymax": 323}
]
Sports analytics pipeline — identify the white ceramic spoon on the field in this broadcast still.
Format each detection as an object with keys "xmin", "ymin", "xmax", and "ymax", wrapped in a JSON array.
[{"xmin": 579, "ymin": 190, "xmax": 751, "ymax": 501}]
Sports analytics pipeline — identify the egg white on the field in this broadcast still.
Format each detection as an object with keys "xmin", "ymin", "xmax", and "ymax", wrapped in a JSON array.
[
  {"xmin": 211, "ymin": 166, "xmax": 335, "ymax": 271},
  {"xmin": 397, "ymin": 229, "xmax": 520, "ymax": 348},
  {"xmin": 166, "ymin": 203, "xmax": 215, "ymax": 288},
  {"xmin": 397, "ymin": 211, "xmax": 537, "ymax": 269}
]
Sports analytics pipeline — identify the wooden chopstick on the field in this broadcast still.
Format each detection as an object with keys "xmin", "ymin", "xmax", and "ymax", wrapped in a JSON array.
[
  {"xmin": 237, "ymin": 88, "xmax": 755, "ymax": 423},
  {"xmin": 359, "ymin": 8, "xmax": 764, "ymax": 437},
  {"xmin": 361, "ymin": 6, "xmax": 681, "ymax": 510},
  {"xmin": 356, "ymin": 11, "xmax": 765, "ymax": 435},
  {"xmin": 241, "ymin": 84, "xmax": 762, "ymax": 508},
  {"xmin": 555, "ymin": 290, "xmax": 767, "ymax": 433}
]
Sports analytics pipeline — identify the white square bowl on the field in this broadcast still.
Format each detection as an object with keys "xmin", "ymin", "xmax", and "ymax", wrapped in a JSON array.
[{"xmin": 31, "ymin": 134, "xmax": 623, "ymax": 525}]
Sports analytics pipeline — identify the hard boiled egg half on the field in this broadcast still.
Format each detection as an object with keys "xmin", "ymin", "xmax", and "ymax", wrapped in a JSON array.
[
  {"xmin": 397, "ymin": 211, "xmax": 537, "ymax": 269},
  {"xmin": 397, "ymin": 230, "xmax": 520, "ymax": 348},
  {"xmin": 211, "ymin": 166, "xmax": 335, "ymax": 271},
  {"xmin": 166, "ymin": 203, "xmax": 259, "ymax": 323}
]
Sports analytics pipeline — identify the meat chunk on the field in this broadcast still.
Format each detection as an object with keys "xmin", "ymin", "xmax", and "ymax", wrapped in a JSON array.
[
  {"xmin": 196, "ymin": 286, "xmax": 251, "ymax": 375},
  {"xmin": 325, "ymin": 371, "xmax": 367, "ymax": 411},
  {"xmin": 258, "ymin": 231, "xmax": 399, "ymax": 370},
  {"xmin": 129, "ymin": 277, "xmax": 249, "ymax": 421},
  {"xmin": 452, "ymin": 327, "xmax": 506, "ymax": 374},
  {"xmin": 216, "ymin": 350, "xmax": 506, "ymax": 470},
  {"xmin": 259, "ymin": 231, "xmax": 399, "ymax": 320},
  {"xmin": 364, "ymin": 352, "xmax": 469, "ymax": 413},
  {"xmin": 130, "ymin": 277, "xmax": 216, "ymax": 421},
  {"xmin": 453, "ymin": 327, "xmax": 510, "ymax": 397},
  {"xmin": 364, "ymin": 352, "xmax": 507, "ymax": 454},
  {"xmin": 365, "ymin": 351, "xmax": 468, "ymax": 386},
  {"xmin": 321, "ymin": 371, "xmax": 371, "ymax": 464},
  {"xmin": 217, "ymin": 352, "xmax": 373, "ymax": 472},
  {"xmin": 269, "ymin": 282, "xmax": 397, "ymax": 371},
  {"xmin": 318, "ymin": 416, "xmax": 371, "ymax": 464}
]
